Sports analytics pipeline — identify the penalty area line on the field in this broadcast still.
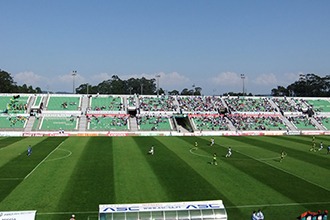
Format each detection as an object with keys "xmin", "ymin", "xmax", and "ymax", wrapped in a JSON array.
[{"xmin": 24, "ymin": 141, "xmax": 64, "ymax": 180}]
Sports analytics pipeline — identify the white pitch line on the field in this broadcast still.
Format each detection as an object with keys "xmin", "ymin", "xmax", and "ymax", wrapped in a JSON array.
[
  {"xmin": 24, "ymin": 141, "xmax": 64, "ymax": 180},
  {"xmin": 189, "ymin": 147, "xmax": 212, "ymax": 158},
  {"xmin": 237, "ymin": 149, "xmax": 330, "ymax": 192},
  {"xmin": 226, "ymin": 201, "xmax": 330, "ymax": 209},
  {"xmin": 45, "ymin": 148, "xmax": 72, "ymax": 162},
  {"xmin": 190, "ymin": 146, "xmax": 279, "ymax": 161}
]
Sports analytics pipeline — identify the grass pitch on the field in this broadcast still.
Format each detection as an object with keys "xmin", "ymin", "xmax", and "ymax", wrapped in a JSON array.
[{"xmin": 0, "ymin": 135, "xmax": 329, "ymax": 219}]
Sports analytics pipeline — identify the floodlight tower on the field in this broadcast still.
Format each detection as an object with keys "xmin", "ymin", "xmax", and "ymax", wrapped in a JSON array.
[
  {"xmin": 72, "ymin": 70, "xmax": 77, "ymax": 94},
  {"xmin": 156, "ymin": 74, "xmax": 160, "ymax": 96},
  {"xmin": 240, "ymin": 73, "xmax": 245, "ymax": 96}
]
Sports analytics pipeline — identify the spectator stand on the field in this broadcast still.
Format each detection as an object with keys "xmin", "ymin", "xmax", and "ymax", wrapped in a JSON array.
[
  {"xmin": 223, "ymin": 96, "xmax": 276, "ymax": 113},
  {"xmin": 314, "ymin": 115, "xmax": 330, "ymax": 130},
  {"xmin": 286, "ymin": 114, "xmax": 319, "ymax": 130},
  {"xmin": 0, "ymin": 94, "xmax": 31, "ymax": 131},
  {"xmin": 0, "ymin": 115, "xmax": 29, "ymax": 130},
  {"xmin": 89, "ymin": 95, "xmax": 124, "ymax": 113},
  {"xmin": 271, "ymin": 97, "xmax": 300, "ymax": 113},
  {"xmin": 136, "ymin": 113, "xmax": 173, "ymax": 131},
  {"xmin": 0, "ymin": 94, "xmax": 30, "ymax": 114},
  {"xmin": 45, "ymin": 95, "xmax": 82, "ymax": 113},
  {"xmin": 32, "ymin": 113, "xmax": 80, "ymax": 131},
  {"xmin": 86, "ymin": 113, "xmax": 130, "ymax": 131},
  {"xmin": 127, "ymin": 95, "xmax": 138, "ymax": 110},
  {"xmin": 177, "ymin": 96, "xmax": 225, "ymax": 114},
  {"xmin": 138, "ymin": 95, "xmax": 178, "ymax": 113},
  {"xmin": 189, "ymin": 113, "xmax": 230, "ymax": 132},
  {"xmin": 227, "ymin": 113, "xmax": 288, "ymax": 131},
  {"xmin": 304, "ymin": 98, "xmax": 330, "ymax": 113}
]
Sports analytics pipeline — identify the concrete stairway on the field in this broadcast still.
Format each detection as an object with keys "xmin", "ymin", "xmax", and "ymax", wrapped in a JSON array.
[{"xmin": 129, "ymin": 117, "xmax": 138, "ymax": 131}]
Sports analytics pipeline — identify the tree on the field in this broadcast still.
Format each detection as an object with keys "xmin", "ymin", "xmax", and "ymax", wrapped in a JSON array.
[
  {"xmin": 180, "ymin": 88, "xmax": 194, "ymax": 95},
  {"xmin": 193, "ymin": 86, "xmax": 202, "ymax": 95},
  {"xmin": 168, "ymin": 90, "xmax": 179, "ymax": 95},
  {"xmin": 271, "ymin": 86, "xmax": 289, "ymax": 96},
  {"xmin": 0, "ymin": 70, "xmax": 16, "ymax": 92},
  {"xmin": 279, "ymin": 73, "xmax": 330, "ymax": 97}
]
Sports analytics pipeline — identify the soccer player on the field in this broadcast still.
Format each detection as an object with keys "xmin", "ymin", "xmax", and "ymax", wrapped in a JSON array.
[
  {"xmin": 148, "ymin": 145, "xmax": 154, "ymax": 155},
  {"xmin": 194, "ymin": 141, "xmax": 198, "ymax": 148},
  {"xmin": 257, "ymin": 209, "xmax": 264, "ymax": 220},
  {"xmin": 210, "ymin": 138, "xmax": 215, "ymax": 147},
  {"xmin": 27, "ymin": 145, "xmax": 32, "ymax": 156},
  {"xmin": 70, "ymin": 214, "xmax": 75, "ymax": 220},
  {"xmin": 251, "ymin": 210, "xmax": 258, "ymax": 220},
  {"xmin": 318, "ymin": 142, "xmax": 324, "ymax": 151},
  {"xmin": 280, "ymin": 150, "xmax": 287, "ymax": 162},
  {"xmin": 212, "ymin": 153, "xmax": 217, "ymax": 165},
  {"xmin": 327, "ymin": 145, "xmax": 330, "ymax": 154},
  {"xmin": 225, "ymin": 147, "xmax": 232, "ymax": 158},
  {"xmin": 310, "ymin": 142, "xmax": 317, "ymax": 152}
]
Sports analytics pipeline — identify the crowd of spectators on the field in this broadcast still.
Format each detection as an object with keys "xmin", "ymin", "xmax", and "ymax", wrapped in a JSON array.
[
  {"xmin": 190, "ymin": 114, "xmax": 229, "ymax": 131},
  {"xmin": 272, "ymin": 97, "xmax": 298, "ymax": 112},
  {"xmin": 90, "ymin": 96, "xmax": 123, "ymax": 111},
  {"xmin": 6, "ymin": 115, "xmax": 28, "ymax": 127},
  {"xmin": 177, "ymin": 96, "xmax": 225, "ymax": 112},
  {"xmin": 136, "ymin": 114, "xmax": 172, "ymax": 131},
  {"xmin": 127, "ymin": 96, "xmax": 137, "ymax": 108},
  {"xmin": 61, "ymin": 101, "xmax": 77, "ymax": 109},
  {"xmin": 224, "ymin": 97, "xmax": 275, "ymax": 112},
  {"xmin": 4, "ymin": 95, "xmax": 28, "ymax": 113},
  {"xmin": 228, "ymin": 114, "xmax": 286, "ymax": 131},
  {"xmin": 314, "ymin": 116, "xmax": 330, "ymax": 130},
  {"xmin": 287, "ymin": 115, "xmax": 316, "ymax": 129},
  {"xmin": 139, "ymin": 95, "xmax": 177, "ymax": 112},
  {"xmin": 87, "ymin": 114, "xmax": 129, "ymax": 129}
]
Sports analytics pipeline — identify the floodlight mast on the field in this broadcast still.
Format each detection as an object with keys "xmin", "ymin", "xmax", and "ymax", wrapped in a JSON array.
[
  {"xmin": 240, "ymin": 74, "xmax": 245, "ymax": 96},
  {"xmin": 72, "ymin": 70, "xmax": 77, "ymax": 94},
  {"xmin": 156, "ymin": 74, "xmax": 160, "ymax": 96}
]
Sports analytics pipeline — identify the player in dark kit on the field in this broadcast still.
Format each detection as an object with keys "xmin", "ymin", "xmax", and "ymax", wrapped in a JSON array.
[{"xmin": 27, "ymin": 145, "xmax": 32, "ymax": 156}]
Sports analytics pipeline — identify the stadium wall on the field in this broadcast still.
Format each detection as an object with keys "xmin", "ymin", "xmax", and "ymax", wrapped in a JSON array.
[{"xmin": 1, "ymin": 130, "xmax": 330, "ymax": 137}]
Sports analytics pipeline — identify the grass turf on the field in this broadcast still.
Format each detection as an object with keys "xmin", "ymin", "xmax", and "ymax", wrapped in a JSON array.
[{"xmin": 0, "ymin": 135, "xmax": 329, "ymax": 219}]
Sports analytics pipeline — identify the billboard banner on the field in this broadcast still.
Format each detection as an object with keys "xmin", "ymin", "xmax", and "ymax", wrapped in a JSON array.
[
  {"xmin": 0, "ymin": 210, "xmax": 36, "ymax": 220},
  {"xmin": 100, "ymin": 200, "xmax": 225, "ymax": 213}
]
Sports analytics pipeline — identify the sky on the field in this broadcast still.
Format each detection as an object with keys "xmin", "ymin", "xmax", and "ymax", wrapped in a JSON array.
[{"xmin": 1, "ymin": 0, "xmax": 330, "ymax": 95}]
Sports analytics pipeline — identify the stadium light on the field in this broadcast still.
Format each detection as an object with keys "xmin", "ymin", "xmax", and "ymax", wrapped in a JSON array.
[
  {"xmin": 240, "ymin": 74, "xmax": 245, "ymax": 96},
  {"xmin": 156, "ymin": 74, "xmax": 160, "ymax": 96},
  {"xmin": 140, "ymin": 83, "xmax": 143, "ymax": 95},
  {"xmin": 72, "ymin": 70, "xmax": 77, "ymax": 94}
]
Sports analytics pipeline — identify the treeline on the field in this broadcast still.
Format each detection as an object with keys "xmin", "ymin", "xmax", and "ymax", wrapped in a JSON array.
[
  {"xmin": 0, "ymin": 70, "xmax": 41, "ymax": 93},
  {"xmin": 75, "ymin": 75, "xmax": 202, "ymax": 95},
  {"xmin": 271, "ymin": 73, "xmax": 330, "ymax": 97},
  {"xmin": 1, "ymin": 69, "xmax": 330, "ymax": 97}
]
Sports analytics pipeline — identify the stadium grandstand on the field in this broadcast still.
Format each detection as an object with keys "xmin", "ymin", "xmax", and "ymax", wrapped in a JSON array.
[{"xmin": 1, "ymin": 93, "xmax": 330, "ymax": 136}]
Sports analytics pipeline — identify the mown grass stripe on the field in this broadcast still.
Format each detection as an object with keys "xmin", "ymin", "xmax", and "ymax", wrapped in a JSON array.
[
  {"xmin": 0, "ymin": 137, "xmax": 67, "ymax": 203},
  {"xmin": 217, "ymin": 137, "xmax": 330, "ymax": 207},
  {"xmin": 133, "ymin": 137, "xmax": 232, "ymax": 202},
  {"xmin": 112, "ymin": 136, "xmax": 169, "ymax": 203},
  {"xmin": 234, "ymin": 136, "xmax": 329, "ymax": 168},
  {"xmin": 55, "ymin": 137, "xmax": 115, "ymax": 214},
  {"xmin": 0, "ymin": 137, "xmax": 25, "ymax": 149}
]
